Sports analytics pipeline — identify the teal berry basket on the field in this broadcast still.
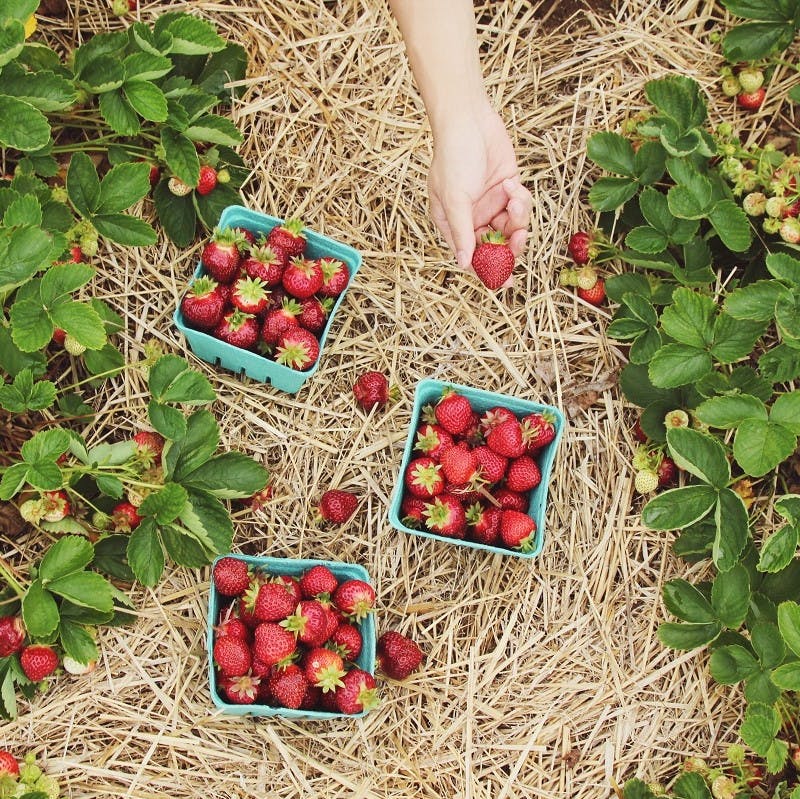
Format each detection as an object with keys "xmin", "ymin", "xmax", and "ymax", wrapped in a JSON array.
[
  {"xmin": 388, "ymin": 378, "xmax": 565, "ymax": 559},
  {"xmin": 173, "ymin": 205, "xmax": 362, "ymax": 394},
  {"xmin": 207, "ymin": 554, "xmax": 377, "ymax": 720}
]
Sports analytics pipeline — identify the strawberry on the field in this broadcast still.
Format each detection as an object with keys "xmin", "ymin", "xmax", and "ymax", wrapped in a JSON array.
[
  {"xmin": 353, "ymin": 371, "xmax": 397, "ymax": 410},
  {"xmin": 315, "ymin": 489, "xmax": 358, "ymax": 525},
  {"xmin": 267, "ymin": 664, "xmax": 309, "ymax": 709},
  {"xmin": 486, "ymin": 418, "xmax": 526, "ymax": 458},
  {"xmin": 414, "ymin": 423, "xmax": 454, "ymax": 461},
  {"xmin": 330, "ymin": 622, "xmax": 362, "ymax": 661},
  {"xmin": 267, "ymin": 218, "xmax": 306, "ymax": 256},
  {"xmin": 377, "ymin": 631, "xmax": 422, "ymax": 680},
  {"xmin": 404, "ymin": 456, "xmax": 444, "ymax": 498},
  {"xmin": 282, "ymin": 600, "xmax": 329, "ymax": 647},
  {"xmin": 737, "ymin": 68, "xmax": 764, "ymax": 93},
  {"xmin": 434, "ymin": 389, "xmax": 473, "ymax": 435},
  {"xmin": 260, "ymin": 300, "xmax": 301, "ymax": 346},
  {"xmin": 465, "ymin": 503, "xmax": 502, "ymax": 546},
  {"xmin": 318, "ymin": 257, "xmax": 350, "ymax": 297},
  {"xmin": 133, "ymin": 430, "xmax": 165, "ymax": 460},
  {"xmin": 462, "ymin": 411, "xmax": 484, "ymax": 446},
  {"xmin": 196, "ymin": 164, "xmax": 218, "ymax": 195},
  {"xmin": 52, "ymin": 328, "xmax": 66, "ymax": 346},
  {"xmin": 214, "ymin": 608, "xmax": 251, "ymax": 642},
  {"xmin": 577, "ymin": 279, "xmax": 606, "ymax": 306},
  {"xmin": 213, "ymin": 557, "xmax": 250, "ymax": 597},
  {"xmin": 273, "ymin": 574, "xmax": 302, "ymax": 603},
  {"xmin": 522, "ymin": 412, "xmax": 556, "ymax": 451},
  {"xmin": 220, "ymin": 673, "xmax": 260, "ymax": 704},
  {"xmin": 322, "ymin": 605, "xmax": 341, "ymax": 641},
  {"xmin": 253, "ymin": 622, "xmax": 297, "ymax": 666},
  {"xmin": 243, "ymin": 244, "xmax": 285, "ymax": 286},
  {"xmin": 300, "ymin": 683, "xmax": 324, "ymax": 710},
  {"xmin": 0, "ymin": 616, "xmax": 25, "ymax": 657},
  {"xmin": 657, "ymin": 456, "xmax": 678, "ymax": 487},
  {"xmin": 253, "ymin": 582, "xmax": 297, "ymax": 622},
  {"xmin": 215, "ymin": 281, "xmax": 233, "ymax": 306},
  {"xmin": 471, "ymin": 230, "xmax": 515, "ymax": 289},
  {"xmin": 303, "ymin": 647, "xmax": 346, "ymax": 692},
  {"xmin": 20, "ymin": 644, "xmax": 59, "ymax": 681},
  {"xmin": 63, "ymin": 334, "xmax": 86, "ymax": 356},
  {"xmin": 41, "ymin": 490, "xmax": 70, "ymax": 522},
  {"xmin": 498, "ymin": 509, "xmax": 537, "ymax": 551},
  {"xmin": 505, "ymin": 455, "xmax": 541, "ymax": 493},
  {"xmin": 181, "ymin": 277, "xmax": 225, "ymax": 330},
  {"xmin": 231, "ymin": 276, "xmax": 270, "ymax": 315},
  {"xmin": 473, "ymin": 445, "xmax": 508, "ymax": 484},
  {"xmin": 214, "ymin": 310, "xmax": 260, "ymax": 350},
  {"xmin": 298, "ymin": 296, "xmax": 330, "ymax": 335},
  {"xmin": 492, "ymin": 487, "xmax": 528, "ymax": 511},
  {"xmin": 335, "ymin": 668, "xmax": 379, "ymax": 714},
  {"xmin": 567, "ymin": 231, "xmax": 593, "ymax": 264},
  {"xmin": 168, "ymin": 176, "xmax": 192, "ymax": 196},
  {"xmin": 632, "ymin": 416, "xmax": 648, "ymax": 443},
  {"xmin": 0, "ymin": 750, "xmax": 19, "ymax": 777},
  {"xmin": 299, "ymin": 565, "xmax": 338, "ymax": 599},
  {"xmin": 439, "ymin": 445, "xmax": 479, "ymax": 485},
  {"xmin": 423, "ymin": 494, "xmax": 467, "ymax": 539},
  {"xmin": 213, "ymin": 635, "xmax": 251, "ymax": 677},
  {"xmin": 235, "ymin": 227, "xmax": 257, "ymax": 246},
  {"xmin": 282, "ymin": 257, "xmax": 324, "ymax": 299},
  {"xmin": 479, "ymin": 406, "xmax": 517, "ymax": 436},
  {"xmin": 333, "ymin": 579, "xmax": 375, "ymax": 621},
  {"xmin": 737, "ymin": 87, "xmax": 766, "ymax": 110},
  {"xmin": 275, "ymin": 327, "xmax": 320, "ymax": 371},
  {"xmin": 634, "ymin": 470, "xmax": 659, "ymax": 494},
  {"xmin": 400, "ymin": 495, "xmax": 428, "ymax": 527},
  {"xmin": 148, "ymin": 164, "xmax": 160, "ymax": 187},
  {"xmin": 111, "ymin": 501, "xmax": 141, "ymax": 532},
  {"xmin": 201, "ymin": 227, "xmax": 246, "ymax": 284}
]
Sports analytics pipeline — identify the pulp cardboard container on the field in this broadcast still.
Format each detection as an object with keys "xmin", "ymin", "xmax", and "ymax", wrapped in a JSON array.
[
  {"xmin": 207, "ymin": 554, "xmax": 377, "ymax": 719},
  {"xmin": 388, "ymin": 378, "xmax": 565, "ymax": 558},
  {"xmin": 174, "ymin": 206, "xmax": 362, "ymax": 394}
]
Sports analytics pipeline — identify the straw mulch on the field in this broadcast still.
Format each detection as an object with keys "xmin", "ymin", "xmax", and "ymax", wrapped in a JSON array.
[{"xmin": 5, "ymin": 0, "xmax": 784, "ymax": 796}]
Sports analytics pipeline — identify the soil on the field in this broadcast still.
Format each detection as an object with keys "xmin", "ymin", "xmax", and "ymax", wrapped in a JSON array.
[{"xmin": 532, "ymin": 0, "xmax": 618, "ymax": 30}]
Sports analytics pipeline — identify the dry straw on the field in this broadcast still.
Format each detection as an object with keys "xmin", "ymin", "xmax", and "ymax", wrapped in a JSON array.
[{"xmin": 2, "ymin": 0, "xmax": 778, "ymax": 796}]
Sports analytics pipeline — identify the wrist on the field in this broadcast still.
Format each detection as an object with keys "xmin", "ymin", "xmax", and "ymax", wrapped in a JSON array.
[{"xmin": 429, "ymin": 95, "xmax": 494, "ymax": 141}]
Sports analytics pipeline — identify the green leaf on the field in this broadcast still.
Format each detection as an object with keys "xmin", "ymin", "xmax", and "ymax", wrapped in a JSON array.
[
  {"xmin": 95, "ymin": 474, "xmax": 124, "ymax": 499},
  {"xmin": 740, "ymin": 702, "xmax": 781, "ymax": 757},
  {"xmin": 757, "ymin": 523, "xmax": 798, "ymax": 574},
  {"xmin": 776, "ymin": 495, "xmax": 800, "ymax": 525},
  {"xmin": 711, "ymin": 564, "xmax": 750, "ymax": 627},
  {"xmin": 588, "ymin": 176, "xmax": 639, "ymax": 212},
  {"xmin": 744, "ymin": 668, "xmax": 781, "ymax": 706},
  {"xmin": 666, "ymin": 427, "xmax": 730, "ymax": 488},
  {"xmin": 49, "ymin": 301, "xmax": 106, "ymax": 350},
  {"xmin": 92, "ymin": 213, "xmax": 157, "ymax": 247},
  {"xmin": 122, "ymin": 52, "xmax": 174, "ymax": 81},
  {"xmin": 4, "ymin": 193, "xmax": 42, "ymax": 227},
  {"xmin": 83, "ymin": 343, "xmax": 124, "ymax": 378},
  {"xmin": 123, "ymin": 80, "xmax": 168, "ymax": 122},
  {"xmin": 1, "ymin": 69, "xmax": 76, "ymax": 112},
  {"xmin": 714, "ymin": 488, "xmax": 750, "ymax": 572},
  {"xmin": 776, "ymin": 290, "xmax": 800, "ymax": 344},
  {"xmin": 148, "ymin": 401, "xmax": 187, "ymax": 440},
  {"xmin": 21, "ymin": 579, "xmax": 59, "ymax": 638},
  {"xmin": 0, "ymin": 462, "xmax": 30, "ymax": 500},
  {"xmin": 766, "ymin": 252, "xmax": 800, "ymax": 285},
  {"xmin": 193, "ymin": 182, "xmax": 240, "ymax": 230},
  {"xmin": 127, "ymin": 519, "xmax": 165, "ymax": 586},
  {"xmin": 9, "ymin": 297, "xmax": 52, "ymax": 352},
  {"xmin": 152, "ymin": 179, "xmax": 196, "ymax": 246},
  {"xmin": 92, "ymin": 535, "xmax": 134, "ymax": 582},
  {"xmin": 196, "ymin": 42, "xmax": 247, "ymax": 97},
  {"xmin": 607, "ymin": 316, "xmax": 649, "ymax": 341},
  {"xmin": 0, "ymin": 225, "xmax": 54, "ymax": 295},
  {"xmin": 641, "ymin": 485, "xmax": 718, "ymax": 530},
  {"xmin": 99, "ymin": 89, "xmax": 141, "ymax": 136},
  {"xmin": 649, "ymin": 343, "xmax": 712, "ymax": 389},
  {"xmin": 98, "ymin": 161, "xmax": 151, "ymax": 214},
  {"xmin": 160, "ymin": 524, "xmax": 210, "ymax": 568},
  {"xmin": 777, "ymin": 601, "xmax": 800, "ymax": 657},
  {"xmin": 733, "ymin": 419, "xmax": 797, "ymax": 478},
  {"xmin": 625, "ymin": 227, "xmax": 668, "ymax": 254},
  {"xmin": 710, "ymin": 313, "xmax": 767, "ymax": 363},
  {"xmin": 184, "ymin": 114, "xmax": 243, "ymax": 147},
  {"xmin": 148, "ymin": 356, "xmax": 215, "ymax": 404},
  {"xmin": 165, "ymin": 14, "xmax": 226, "ymax": 55},
  {"xmin": 638, "ymin": 187, "xmax": 672, "ymax": 232},
  {"xmin": 630, "ymin": 328, "xmax": 663, "ymax": 364},
  {"xmin": 695, "ymin": 394, "xmax": 767, "ymax": 429},
  {"xmin": 633, "ymin": 140, "xmax": 668, "ymax": 185},
  {"xmin": 139, "ymin": 482, "xmax": 188, "ymax": 524},
  {"xmin": 179, "ymin": 452, "xmax": 269, "ymax": 498},
  {"xmin": 671, "ymin": 771, "xmax": 712, "ymax": 799},
  {"xmin": 658, "ymin": 620, "xmax": 722, "ymax": 650},
  {"xmin": 59, "ymin": 619, "xmax": 98, "ymax": 666},
  {"xmin": 725, "ymin": 280, "xmax": 787, "ymax": 321},
  {"xmin": 678, "ymin": 237, "xmax": 715, "ymax": 286},
  {"xmin": 0, "ymin": 95, "xmax": 50, "ymax": 151},
  {"xmin": 720, "ymin": 0, "xmax": 793, "ymax": 21},
  {"xmin": 662, "ymin": 579, "xmax": 715, "ymax": 622},
  {"xmin": 21, "ymin": 428, "xmax": 71, "ymax": 464},
  {"xmin": 709, "ymin": 645, "xmax": 759, "ymax": 684},
  {"xmin": 771, "ymin": 661, "xmax": 800, "ymax": 690},
  {"xmin": 78, "ymin": 55, "xmax": 125, "ymax": 92},
  {"xmin": 645, "ymin": 76, "xmax": 707, "ymax": 129},
  {"xmin": 708, "ymin": 199, "xmax": 753, "ymax": 252},
  {"xmin": 66, "ymin": 152, "xmax": 101, "ymax": 217},
  {"xmin": 760, "ymin": 344, "xmax": 800, "ymax": 383},
  {"xmin": 39, "ymin": 263, "xmax": 95, "ymax": 305},
  {"xmin": 752, "ymin": 622, "xmax": 785, "ymax": 668},
  {"xmin": 161, "ymin": 127, "xmax": 200, "ymax": 187},
  {"xmin": 177, "ymin": 487, "xmax": 232, "ymax": 555},
  {"xmin": 771, "ymin": 391, "xmax": 800, "ymax": 435},
  {"xmin": 587, "ymin": 132, "xmax": 636, "ymax": 176},
  {"xmin": 668, "ymin": 175, "xmax": 713, "ymax": 219},
  {"xmin": 85, "ymin": 440, "xmax": 136, "ymax": 467},
  {"xmin": 722, "ymin": 21, "xmax": 795, "ymax": 60},
  {"xmin": 47, "ymin": 571, "xmax": 114, "ymax": 613},
  {"xmin": 0, "ymin": 369, "xmax": 55, "ymax": 413},
  {"xmin": 660, "ymin": 287, "xmax": 715, "ymax": 349},
  {"xmin": 618, "ymin": 362, "xmax": 683, "ymax": 408},
  {"xmin": 39, "ymin": 535, "xmax": 93, "ymax": 582}
]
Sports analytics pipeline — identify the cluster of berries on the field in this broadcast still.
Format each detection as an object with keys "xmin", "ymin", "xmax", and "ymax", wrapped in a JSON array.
[
  {"xmin": 210, "ymin": 557, "xmax": 422, "ymax": 714},
  {"xmin": 400, "ymin": 389, "xmax": 556, "ymax": 552},
  {"xmin": 166, "ymin": 164, "xmax": 229, "ymax": 198},
  {"xmin": 631, "ymin": 413, "xmax": 681, "ymax": 495},
  {"xmin": 720, "ymin": 64, "xmax": 766, "ymax": 111},
  {"xmin": 560, "ymin": 231, "xmax": 607, "ymax": 306},
  {"xmin": 180, "ymin": 220, "xmax": 351, "ymax": 372},
  {"xmin": 0, "ymin": 750, "xmax": 62, "ymax": 798}
]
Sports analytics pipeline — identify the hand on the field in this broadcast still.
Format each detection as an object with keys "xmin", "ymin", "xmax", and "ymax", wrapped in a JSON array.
[{"xmin": 427, "ymin": 105, "xmax": 532, "ymax": 272}]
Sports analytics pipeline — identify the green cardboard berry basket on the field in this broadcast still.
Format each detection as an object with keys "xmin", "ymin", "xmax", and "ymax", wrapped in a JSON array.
[
  {"xmin": 388, "ymin": 378, "xmax": 565, "ymax": 558},
  {"xmin": 207, "ymin": 554, "xmax": 377, "ymax": 720},
  {"xmin": 174, "ymin": 206, "xmax": 362, "ymax": 394}
]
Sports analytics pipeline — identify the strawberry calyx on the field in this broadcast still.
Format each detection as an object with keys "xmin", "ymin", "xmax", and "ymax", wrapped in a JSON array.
[
  {"xmin": 480, "ymin": 229, "xmax": 508, "ymax": 246},
  {"xmin": 189, "ymin": 275, "xmax": 218, "ymax": 298}
]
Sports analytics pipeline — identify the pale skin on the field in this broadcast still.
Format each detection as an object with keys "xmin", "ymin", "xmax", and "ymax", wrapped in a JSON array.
[{"xmin": 388, "ymin": 0, "xmax": 533, "ymax": 271}]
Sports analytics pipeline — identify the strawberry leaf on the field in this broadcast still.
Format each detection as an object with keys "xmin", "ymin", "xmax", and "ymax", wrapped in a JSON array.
[
  {"xmin": 710, "ymin": 645, "xmax": 759, "ymax": 684},
  {"xmin": 724, "ymin": 280, "xmax": 787, "ymax": 321},
  {"xmin": 723, "ymin": 21, "xmax": 794, "ymax": 60},
  {"xmin": 714, "ymin": 489, "xmax": 750, "ymax": 572},
  {"xmin": 66, "ymin": 152, "xmax": 101, "ymax": 216},
  {"xmin": 765, "ymin": 252, "xmax": 800, "ymax": 285},
  {"xmin": 160, "ymin": 524, "xmax": 210, "ymax": 568},
  {"xmin": 161, "ymin": 127, "xmax": 200, "ymax": 186},
  {"xmin": 185, "ymin": 114, "xmax": 243, "ymax": 147},
  {"xmin": 671, "ymin": 772, "xmax": 712, "ymax": 799},
  {"xmin": 148, "ymin": 400, "xmax": 188, "ymax": 440},
  {"xmin": 178, "ymin": 452, "xmax": 270, "ymax": 499},
  {"xmin": 47, "ymin": 572, "xmax": 114, "ymax": 614},
  {"xmin": 139, "ymin": 482, "xmax": 188, "ymax": 525},
  {"xmin": 586, "ymin": 132, "xmax": 636, "ymax": 177},
  {"xmin": 123, "ymin": 79, "xmax": 168, "ymax": 123},
  {"xmin": 39, "ymin": 535, "xmax": 93, "ymax": 582},
  {"xmin": 711, "ymin": 564, "xmax": 750, "ymax": 627},
  {"xmin": 49, "ymin": 300, "xmax": 107, "ymax": 350},
  {"xmin": 59, "ymin": 619, "xmax": 98, "ymax": 665},
  {"xmin": 164, "ymin": 15, "xmax": 226, "ymax": 55},
  {"xmin": 98, "ymin": 162, "xmax": 151, "ymax": 214},
  {"xmin": 658, "ymin": 620, "xmax": 722, "ymax": 650},
  {"xmin": 153, "ymin": 179, "xmax": 197, "ymax": 246},
  {"xmin": 177, "ymin": 487, "xmax": 233, "ymax": 555},
  {"xmin": 662, "ymin": 578, "xmax": 715, "ymax": 623},
  {"xmin": 99, "ymin": 89, "xmax": 141, "ymax": 136},
  {"xmin": 648, "ymin": 343, "xmax": 712, "ymax": 388},
  {"xmin": 0, "ymin": 95, "xmax": 49, "ymax": 150},
  {"xmin": 733, "ymin": 419, "xmax": 796, "ymax": 477},
  {"xmin": 21, "ymin": 579, "xmax": 60, "ymax": 638},
  {"xmin": 148, "ymin": 355, "xmax": 215, "ymax": 404},
  {"xmin": 642, "ymin": 485, "xmax": 718, "ymax": 530},
  {"xmin": 92, "ymin": 213, "xmax": 157, "ymax": 247},
  {"xmin": 0, "ymin": 225, "xmax": 54, "ymax": 295},
  {"xmin": 127, "ymin": 519, "xmax": 165, "ymax": 587},
  {"xmin": 695, "ymin": 394, "xmax": 767, "ymax": 429},
  {"xmin": 166, "ymin": 409, "xmax": 219, "ymax": 481}
]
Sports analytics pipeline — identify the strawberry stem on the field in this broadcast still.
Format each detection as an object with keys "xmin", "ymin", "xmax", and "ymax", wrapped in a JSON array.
[{"xmin": 0, "ymin": 556, "xmax": 28, "ymax": 597}]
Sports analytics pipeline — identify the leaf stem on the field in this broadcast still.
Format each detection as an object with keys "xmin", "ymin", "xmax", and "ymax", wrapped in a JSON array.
[{"xmin": 0, "ymin": 557, "xmax": 27, "ymax": 597}]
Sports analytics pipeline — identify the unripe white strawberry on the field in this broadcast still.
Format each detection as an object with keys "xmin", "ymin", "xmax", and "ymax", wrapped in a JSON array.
[
  {"xmin": 168, "ymin": 176, "xmax": 192, "ymax": 196},
  {"xmin": 19, "ymin": 499, "xmax": 44, "ymax": 524},
  {"xmin": 635, "ymin": 470, "xmax": 659, "ymax": 494},
  {"xmin": 716, "ymin": 122, "xmax": 733, "ymax": 138},
  {"xmin": 721, "ymin": 75, "xmax": 741, "ymax": 97},
  {"xmin": 734, "ymin": 169, "xmax": 757, "ymax": 193},
  {"xmin": 62, "ymin": 655, "xmax": 97, "ymax": 675},
  {"xmin": 711, "ymin": 775, "xmax": 737, "ymax": 799},
  {"xmin": 64, "ymin": 334, "xmax": 86, "ymax": 356},
  {"xmin": 33, "ymin": 774, "xmax": 60, "ymax": 799},
  {"xmin": 763, "ymin": 217, "xmax": 782, "ymax": 234},
  {"xmin": 765, "ymin": 196, "xmax": 787, "ymax": 218},
  {"xmin": 742, "ymin": 192, "xmax": 767, "ymax": 216},
  {"xmin": 559, "ymin": 268, "xmax": 579, "ymax": 287},
  {"xmin": 737, "ymin": 68, "xmax": 764, "ymax": 93},
  {"xmin": 217, "ymin": 168, "xmax": 231, "ymax": 184},
  {"xmin": 684, "ymin": 756, "xmax": 709, "ymax": 775},
  {"xmin": 780, "ymin": 217, "xmax": 800, "ymax": 244},
  {"xmin": 664, "ymin": 409, "xmax": 690, "ymax": 429},
  {"xmin": 719, "ymin": 157, "xmax": 744, "ymax": 180},
  {"xmin": 576, "ymin": 266, "xmax": 598, "ymax": 290},
  {"xmin": 50, "ymin": 186, "xmax": 68, "ymax": 203}
]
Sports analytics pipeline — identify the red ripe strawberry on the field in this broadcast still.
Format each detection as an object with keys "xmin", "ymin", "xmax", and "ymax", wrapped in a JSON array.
[
  {"xmin": 315, "ymin": 489, "xmax": 358, "ymax": 525},
  {"xmin": 20, "ymin": 644, "xmax": 59, "ymax": 681},
  {"xmin": 282, "ymin": 600, "xmax": 330, "ymax": 647},
  {"xmin": 41, "ymin": 490, "xmax": 70, "ymax": 522},
  {"xmin": 330, "ymin": 622, "xmax": 362, "ymax": 661},
  {"xmin": 148, "ymin": 164, "xmax": 160, "ymax": 187},
  {"xmin": 231, "ymin": 276, "xmax": 270, "ymax": 315},
  {"xmin": 213, "ymin": 557, "xmax": 250, "ymax": 597},
  {"xmin": 414, "ymin": 423, "xmax": 454, "ymax": 460},
  {"xmin": 318, "ymin": 257, "xmax": 350, "ymax": 297},
  {"xmin": 181, "ymin": 276, "xmax": 225, "ymax": 330},
  {"xmin": 267, "ymin": 218, "xmax": 306, "ymax": 256},
  {"xmin": 214, "ymin": 608, "xmax": 251, "ymax": 642},
  {"xmin": 298, "ymin": 296, "xmax": 330, "ymax": 335},
  {"xmin": 377, "ymin": 631, "xmax": 423, "ymax": 680},
  {"xmin": 423, "ymin": 494, "xmax": 467, "ymax": 539},
  {"xmin": 322, "ymin": 605, "xmax": 340, "ymax": 641},
  {"xmin": 213, "ymin": 635, "xmax": 251, "ymax": 677},
  {"xmin": 333, "ymin": 579, "xmax": 375, "ymax": 621},
  {"xmin": 253, "ymin": 581, "xmax": 297, "ymax": 622},
  {"xmin": 52, "ymin": 328, "xmax": 67, "ymax": 345},
  {"xmin": 462, "ymin": 411, "xmax": 484, "ymax": 446},
  {"xmin": 303, "ymin": 647, "xmax": 346, "ymax": 692},
  {"xmin": 567, "ymin": 231, "xmax": 592, "ymax": 264},
  {"xmin": 133, "ymin": 430, "xmax": 165, "ymax": 460},
  {"xmin": 300, "ymin": 683, "xmax": 324, "ymax": 710},
  {"xmin": 234, "ymin": 227, "xmax": 256, "ymax": 246},
  {"xmin": 220, "ymin": 673, "xmax": 260, "ymax": 704},
  {"xmin": 400, "ymin": 495, "xmax": 428, "ymax": 527},
  {"xmin": 202, "ymin": 227, "xmax": 245, "ymax": 284},
  {"xmin": 272, "ymin": 574, "xmax": 302, "ymax": 603},
  {"xmin": 738, "ymin": 87, "xmax": 766, "ymax": 110},
  {"xmin": 268, "ymin": 664, "xmax": 309, "ymax": 709},
  {"xmin": 521, "ymin": 412, "xmax": 557, "ymax": 451},
  {"xmin": 243, "ymin": 244, "xmax": 285, "ymax": 286},
  {"xmin": 335, "ymin": 668, "xmax": 379, "ymax": 714},
  {"xmin": 657, "ymin": 455, "xmax": 678, "ymax": 487},
  {"xmin": 299, "ymin": 565, "xmax": 338, "ymax": 599},
  {"xmin": 499, "ymin": 510, "xmax": 537, "ymax": 551},
  {"xmin": 214, "ymin": 309, "xmax": 260, "ymax": 349},
  {"xmin": 282, "ymin": 257, "xmax": 323, "ymax": 299},
  {"xmin": 111, "ymin": 501, "xmax": 141, "ymax": 532},
  {"xmin": 353, "ymin": 371, "xmax": 397, "ymax": 410},
  {"xmin": 253, "ymin": 622, "xmax": 297, "ymax": 666},
  {"xmin": 434, "ymin": 389, "xmax": 473, "ymax": 435},
  {"xmin": 505, "ymin": 455, "xmax": 541, "ymax": 493},
  {"xmin": 0, "ymin": 750, "xmax": 19, "ymax": 777},
  {"xmin": 275, "ymin": 327, "xmax": 320, "ymax": 371},
  {"xmin": 471, "ymin": 230, "xmax": 515, "ymax": 289},
  {"xmin": 577, "ymin": 278, "xmax": 606, "ymax": 306},
  {"xmin": 473, "ymin": 445, "xmax": 508, "ymax": 484},
  {"xmin": 196, "ymin": 164, "xmax": 218, "ymax": 195},
  {"xmin": 404, "ymin": 456, "xmax": 444, "ymax": 498},
  {"xmin": 260, "ymin": 300, "xmax": 301, "ymax": 346},
  {"xmin": 632, "ymin": 417, "xmax": 649, "ymax": 443},
  {"xmin": 492, "ymin": 487, "xmax": 528, "ymax": 512},
  {"xmin": 487, "ymin": 418, "xmax": 526, "ymax": 458},
  {"xmin": 466, "ymin": 503, "xmax": 502, "ymax": 546},
  {"xmin": 439, "ymin": 445, "xmax": 479, "ymax": 485},
  {"xmin": 0, "ymin": 616, "xmax": 25, "ymax": 657},
  {"xmin": 215, "ymin": 281, "xmax": 233, "ymax": 306}
]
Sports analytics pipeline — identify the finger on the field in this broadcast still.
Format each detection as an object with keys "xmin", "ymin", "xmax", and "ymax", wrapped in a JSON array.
[
  {"xmin": 502, "ymin": 178, "xmax": 533, "ymax": 232},
  {"xmin": 430, "ymin": 194, "xmax": 456, "ymax": 254},
  {"xmin": 508, "ymin": 228, "xmax": 529, "ymax": 258},
  {"xmin": 446, "ymin": 194, "xmax": 478, "ymax": 271}
]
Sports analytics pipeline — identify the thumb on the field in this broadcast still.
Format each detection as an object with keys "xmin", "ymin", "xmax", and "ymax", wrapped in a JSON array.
[{"xmin": 446, "ymin": 196, "xmax": 477, "ymax": 271}]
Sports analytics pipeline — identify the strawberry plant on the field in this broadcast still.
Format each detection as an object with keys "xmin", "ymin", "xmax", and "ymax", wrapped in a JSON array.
[{"xmin": 718, "ymin": 0, "xmax": 800, "ymax": 62}]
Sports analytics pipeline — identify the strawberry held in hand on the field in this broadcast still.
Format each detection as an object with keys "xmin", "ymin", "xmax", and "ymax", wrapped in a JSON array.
[{"xmin": 471, "ymin": 230, "xmax": 515, "ymax": 289}]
